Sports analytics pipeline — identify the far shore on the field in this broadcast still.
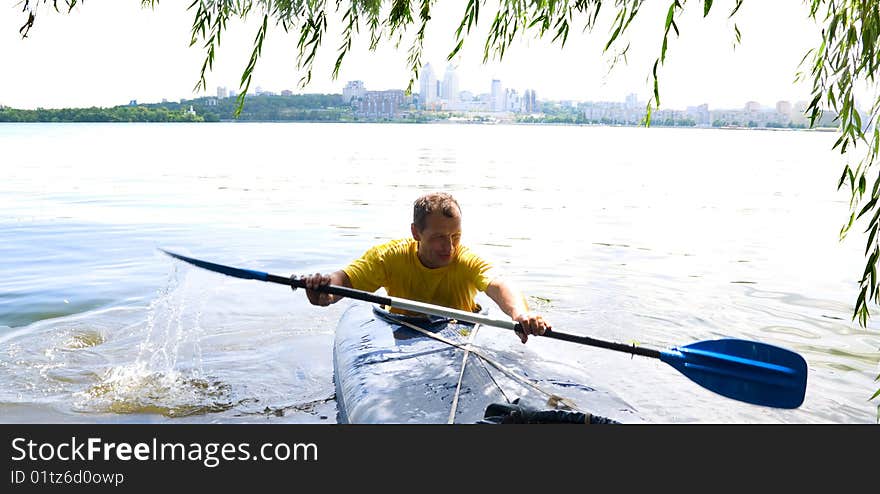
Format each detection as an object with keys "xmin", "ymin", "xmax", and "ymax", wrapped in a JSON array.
[
  {"xmin": 0, "ymin": 93, "xmax": 837, "ymax": 131},
  {"xmin": 0, "ymin": 118, "xmax": 839, "ymax": 132}
]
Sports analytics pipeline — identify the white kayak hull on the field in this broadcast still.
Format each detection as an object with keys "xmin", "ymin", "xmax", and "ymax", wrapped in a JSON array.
[{"xmin": 333, "ymin": 302, "xmax": 643, "ymax": 424}]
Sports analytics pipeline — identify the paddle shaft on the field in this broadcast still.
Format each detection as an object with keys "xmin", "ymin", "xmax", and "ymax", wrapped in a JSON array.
[{"xmin": 271, "ymin": 274, "xmax": 663, "ymax": 359}]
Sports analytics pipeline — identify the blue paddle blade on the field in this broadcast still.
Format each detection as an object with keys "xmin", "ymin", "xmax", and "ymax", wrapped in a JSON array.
[{"xmin": 660, "ymin": 338, "xmax": 807, "ymax": 409}]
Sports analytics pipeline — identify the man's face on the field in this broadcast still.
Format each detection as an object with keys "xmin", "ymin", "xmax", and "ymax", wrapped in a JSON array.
[{"xmin": 412, "ymin": 211, "xmax": 462, "ymax": 268}]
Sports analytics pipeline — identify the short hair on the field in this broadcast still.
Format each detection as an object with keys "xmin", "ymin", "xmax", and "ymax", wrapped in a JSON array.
[{"xmin": 413, "ymin": 192, "xmax": 461, "ymax": 231}]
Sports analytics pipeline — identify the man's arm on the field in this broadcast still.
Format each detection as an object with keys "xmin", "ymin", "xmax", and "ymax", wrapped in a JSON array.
[
  {"xmin": 485, "ymin": 278, "xmax": 551, "ymax": 343},
  {"xmin": 300, "ymin": 270, "xmax": 353, "ymax": 306}
]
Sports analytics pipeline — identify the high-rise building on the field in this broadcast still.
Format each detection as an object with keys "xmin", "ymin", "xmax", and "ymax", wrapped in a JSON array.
[
  {"xmin": 442, "ymin": 65, "xmax": 460, "ymax": 107},
  {"xmin": 343, "ymin": 81, "xmax": 366, "ymax": 103},
  {"xmin": 776, "ymin": 100, "xmax": 792, "ymax": 118},
  {"xmin": 217, "ymin": 86, "xmax": 228, "ymax": 98},
  {"xmin": 354, "ymin": 90, "xmax": 411, "ymax": 118},
  {"xmin": 522, "ymin": 89, "xmax": 537, "ymax": 113},
  {"xmin": 625, "ymin": 93, "xmax": 639, "ymax": 109},
  {"xmin": 505, "ymin": 88, "xmax": 520, "ymax": 112},
  {"xmin": 686, "ymin": 104, "xmax": 710, "ymax": 126},
  {"xmin": 775, "ymin": 100, "xmax": 793, "ymax": 125},
  {"xmin": 744, "ymin": 101, "xmax": 762, "ymax": 113},
  {"xmin": 420, "ymin": 64, "xmax": 438, "ymax": 108},
  {"xmin": 491, "ymin": 79, "xmax": 504, "ymax": 112}
]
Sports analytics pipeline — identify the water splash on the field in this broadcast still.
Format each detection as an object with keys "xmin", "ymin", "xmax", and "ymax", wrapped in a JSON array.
[
  {"xmin": 74, "ymin": 266, "xmax": 231, "ymax": 417},
  {"xmin": 75, "ymin": 362, "xmax": 233, "ymax": 417}
]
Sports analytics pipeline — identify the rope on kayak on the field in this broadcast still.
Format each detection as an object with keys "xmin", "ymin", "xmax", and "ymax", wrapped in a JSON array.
[
  {"xmin": 394, "ymin": 319, "xmax": 580, "ymax": 412},
  {"xmin": 447, "ymin": 322, "xmax": 481, "ymax": 424},
  {"xmin": 473, "ymin": 344, "xmax": 516, "ymax": 406}
]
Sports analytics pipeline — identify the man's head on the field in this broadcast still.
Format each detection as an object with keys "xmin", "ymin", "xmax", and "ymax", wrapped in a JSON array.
[{"xmin": 411, "ymin": 192, "xmax": 462, "ymax": 268}]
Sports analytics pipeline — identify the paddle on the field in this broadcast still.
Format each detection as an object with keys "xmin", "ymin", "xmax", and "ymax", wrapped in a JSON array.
[{"xmin": 160, "ymin": 249, "xmax": 808, "ymax": 409}]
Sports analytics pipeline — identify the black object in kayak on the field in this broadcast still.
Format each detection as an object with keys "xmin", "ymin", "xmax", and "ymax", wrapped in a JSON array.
[{"xmin": 479, "ymin": 401, "xmax": 621, "ymax": 425}]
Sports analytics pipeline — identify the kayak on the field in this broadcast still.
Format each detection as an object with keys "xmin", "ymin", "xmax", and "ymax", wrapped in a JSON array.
[{"xmin": 332, "ymin": 302, "xmax": 644, "ymax": 424}]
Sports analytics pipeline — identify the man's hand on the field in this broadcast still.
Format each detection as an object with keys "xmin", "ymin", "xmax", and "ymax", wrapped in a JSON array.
[
  {"xmin": 485, "ymin": 279, "xmax": 551, "ymax": 344},
  {"xmin": 298, "ymin": 273, "xmax": 335, "ymax": 306},
  {"xmin": 293, "ymin": 270, "xmax": 352, "ymax": 307},
  {"xmin": 513, "ymin": 312, "xmax": 551, "ymax": 344}
]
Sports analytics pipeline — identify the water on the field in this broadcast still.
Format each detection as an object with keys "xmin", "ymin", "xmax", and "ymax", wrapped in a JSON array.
[{"xmin": 1, "ymin": 122, "xmax": 877, "ymax": 423}]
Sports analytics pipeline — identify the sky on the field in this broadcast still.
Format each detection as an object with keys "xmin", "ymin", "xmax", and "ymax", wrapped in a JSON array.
[{"xmin": 0, "ymin": 0, "xmax": 823, "ymax": 110}]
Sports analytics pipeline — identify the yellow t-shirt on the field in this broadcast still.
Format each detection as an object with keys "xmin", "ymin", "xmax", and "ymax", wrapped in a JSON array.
[{"xmin": 342, "ymin": 238, "xmax": 497, "ymax": 313}]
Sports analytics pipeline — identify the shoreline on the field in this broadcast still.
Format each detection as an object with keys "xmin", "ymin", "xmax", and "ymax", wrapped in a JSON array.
[{"xmin": 0, "ymin": 119, "xmax": 838, "ymax": 132}]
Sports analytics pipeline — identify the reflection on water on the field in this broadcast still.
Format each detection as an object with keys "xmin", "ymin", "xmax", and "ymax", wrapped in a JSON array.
[{"xmin": 0, "ymin": 122, "xmax": 878, "ymax": 423}]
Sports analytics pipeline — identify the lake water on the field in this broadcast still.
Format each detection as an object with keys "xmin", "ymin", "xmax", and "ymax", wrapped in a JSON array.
[{"xmin": 1, "ymin": 122, "xmax": 878, "ymax": 423}]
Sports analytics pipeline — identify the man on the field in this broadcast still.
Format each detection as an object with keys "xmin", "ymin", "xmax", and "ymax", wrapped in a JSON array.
[{"xmin": 299, "ymin": 192, "xmax": 550, "ymax": 343}]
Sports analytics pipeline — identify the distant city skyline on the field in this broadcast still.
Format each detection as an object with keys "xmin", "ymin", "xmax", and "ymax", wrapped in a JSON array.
[
  {"xmin": 1, "ymin": 2, "xmax": 832, "ymax": 110},
  {"xmin": 343, "ymin": 61, "xmax": 819, "ymax": 111},
  {"xmin": 217, "ymin": 73, "xmax": 820, "ymax": 116},
  {"xmin": 209, "ymin": 75, "xmax": 813, "ymax": 114}
]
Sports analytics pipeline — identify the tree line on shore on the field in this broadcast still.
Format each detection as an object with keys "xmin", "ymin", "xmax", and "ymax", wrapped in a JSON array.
[{"xmin": 0, "ymin": 94, "xmax": 349, "ymax": 122}]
